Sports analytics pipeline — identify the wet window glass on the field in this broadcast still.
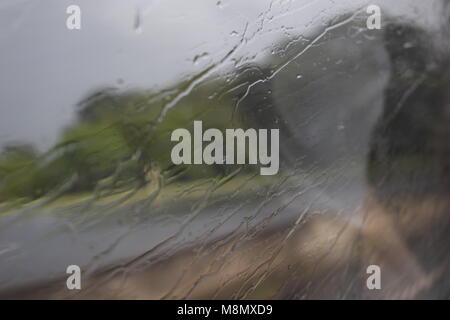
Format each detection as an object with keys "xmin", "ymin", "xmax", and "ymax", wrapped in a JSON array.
[{"xmin": 1, "ymin": 0, "xmax": 450, "ymax": 299}]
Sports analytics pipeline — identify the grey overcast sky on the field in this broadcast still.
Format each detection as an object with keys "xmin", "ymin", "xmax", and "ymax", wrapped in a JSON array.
[{"xmin": 0, "ymin": 0, "xmax": 440, "ymax": 151}]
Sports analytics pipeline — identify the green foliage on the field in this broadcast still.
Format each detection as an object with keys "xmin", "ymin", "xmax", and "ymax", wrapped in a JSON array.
[{"xmin": 0, "ymin": 77, "xmax": 254, "ymax": 202}]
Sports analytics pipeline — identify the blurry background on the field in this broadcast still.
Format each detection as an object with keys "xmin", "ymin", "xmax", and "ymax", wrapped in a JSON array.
[{"xmin": 0, "ymin": 0, "xmax": 449, "ymax": 299}]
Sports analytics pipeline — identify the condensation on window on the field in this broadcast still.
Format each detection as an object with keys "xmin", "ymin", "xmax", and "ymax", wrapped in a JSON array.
[{"xmin": 0, "ymin": 0, "xmax": 450, "ymax": 299}]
